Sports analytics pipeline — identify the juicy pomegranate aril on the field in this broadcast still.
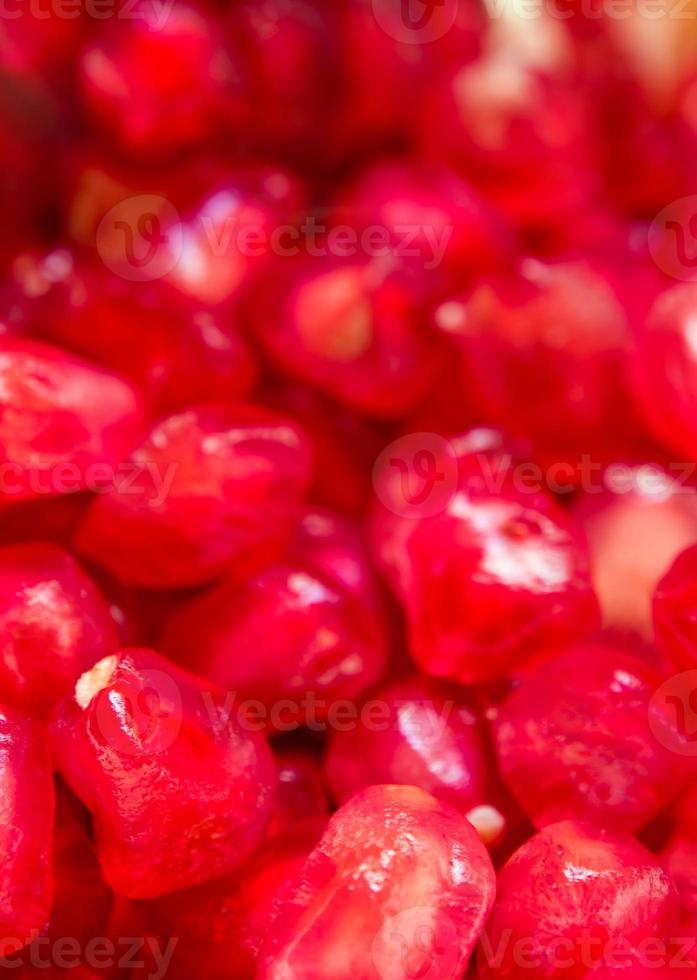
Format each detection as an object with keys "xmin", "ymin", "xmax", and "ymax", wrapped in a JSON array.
[
  {"xmin": 478, "ymin": 821, "xmax": 680, "ymax": 978},
  {"xmin": 74, "ymin": 403, "xmax": 313, "ymax": 589},
  {"xmin": 256, "ymin": 784, "xmax": 496, "ymax": 979},
  {"xmin": 49, "ymin": 647, "xmax": 276, "ymax": 899}
]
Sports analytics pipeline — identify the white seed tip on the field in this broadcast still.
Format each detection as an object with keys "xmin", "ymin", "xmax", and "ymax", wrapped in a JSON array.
[
  {"xmin": 75, "ymin": 655, "xmax": 119, "ymax": 710},
  {"xmin": 466, "ymin": 805, "xmax": 506, "ymax": 847}
]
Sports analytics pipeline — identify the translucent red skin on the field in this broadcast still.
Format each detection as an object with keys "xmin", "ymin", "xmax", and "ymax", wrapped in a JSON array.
[
  {"xmin": 74, "ymin": 403, "xmax": 313, "ymax": 589},
  {"xmin": 256, "ymin": 784, "xmax": 495, "ymax": 979},
  {"xmin": 323, "ymin": 674, "xmax": 508, "ymax": 831},
  {"xmin": 631, "ymin": 284, "xmax": 697, "ymax": 461},
  {"xmin": 654, "ymin": 544, "xmax": 697, "ymax": 672},
  {"xmin": 439, "ymin": 259, "xmax": 647, "ymax": 474},
  {"xmin": 124, "ymin": 817, "xmax": 325, "ymax": 980},
  {"xmin": 251, "ymin": 255, "xmax": 447, "ymax": 419},
  {"xmin": 49, "ymin": 647, "xmax": 277, "ymax": 899},
  {"xmin": 159, "ymin": 533, "xmax": 388, "ymax": 730},
  {"xmin": 0, "ymin": 338, "xmax": 144, "ymax": 503},
  {"xmin": 6, "ymin": 249, "xmax": 258, "ymax": 415},
  {"xmin": 0, "ymin": 706, "xmax": 55, "ymax": 957},
  {"xmin": 372, "ymin": 428, "xmax": 600, "ymax": 684},
  {"xmin": 79, "ymin": 0, "xmax": 246, "ymax": 159},
  {"xmin": 478, "ymin": 821, "xmax": 680, "ymax": 979},
  {"xmin": 492, "ymin": 644, "xmax": 687, "ymax": 833},
  {"xmin": 0, "ymin": 542, "xmax": 118, "ymax": 718}
]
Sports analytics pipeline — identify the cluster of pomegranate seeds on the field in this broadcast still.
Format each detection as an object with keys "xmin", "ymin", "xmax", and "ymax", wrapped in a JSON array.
[{"xmin": 4, "ymin": 1, "xmax": 697, "ymax": 978}]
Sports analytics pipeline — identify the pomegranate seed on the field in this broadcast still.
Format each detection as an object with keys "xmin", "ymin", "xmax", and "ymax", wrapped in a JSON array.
[
  {"xmin": 576, "ymin": 465, "xmax": 697, "ymax": 639},
  {"xmin": 159, "ymin": 512, "xmax": 387, "ymax": 730},
  {"xmin": 479, "ymin": 821, "xmax": 680, "ymax": 978},
  {"xmin": 7, "ymin": 248, "xmax": 258, "ymax": 415},
  {"xmin": 251, "ymin": 255, "xmax": 446, "ymax": 419},
  {"xmin": 323, "ymin": 673, "xmax": 514, "ymax": 851},
  {"xmin": 436, "ymin": 258, "xmax": 648, "ymax": 474},
  {"xmin": 9, "ymin": 782, "xmax": 112, "ymax": 971},
  {"xmin": 492, "ymin": 643, "xmax": 688, "ymax": 831},
  {"xmin": 162, "ymin": 164, "xmax": 305, "ymax": 308},
  {"xmin": 74, "ymin": 403, "xmax": 312, "ymax": 588},
  {"xmin": 372, "ymin": 428, "xmax": 599, "ymax": 683},
  {"xmin": 0, "ymin": 338, "xmax": 144, "ymax": 503},
  {"xmin": 225, "ymin": 0, "xmax": 338, "ymax": 165},
  {"xmin": 0, "ymin": 542, "xmax": 117, "ymax": 718},
  {"xmin": 79, "ymin": 0, "xmax": 246, "ymax": 159},
  {"xmin": 332, "ymin": 160, "xmax": 511, "ymax": 290},
  {"xmin": 256, "ymin": 784, "xmax": 496, "ymax": 979},
  {"xmin": 50, "ymin": 647, "xmax": 276, "ymax": 898},
  {"xmin": 417, "ymin": 55, "xmax": 595, "ymax": 230}
]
